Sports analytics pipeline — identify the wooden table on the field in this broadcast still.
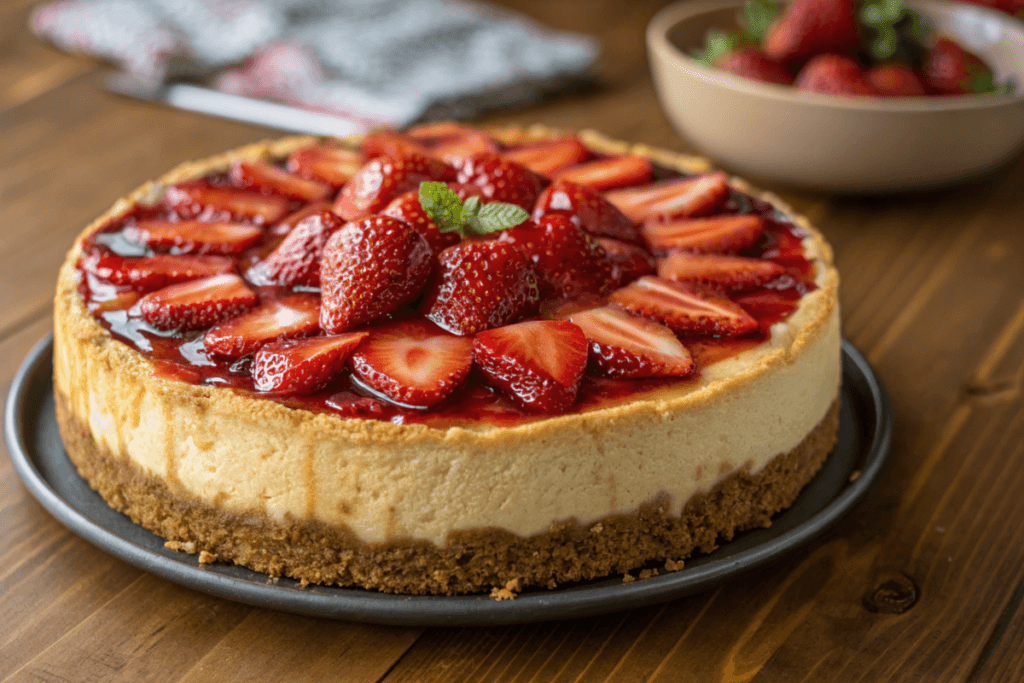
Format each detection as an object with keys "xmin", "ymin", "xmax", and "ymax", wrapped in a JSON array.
[{"xmin": 3, "ymin": 0, "xmax": 1023, "ymax": 680}]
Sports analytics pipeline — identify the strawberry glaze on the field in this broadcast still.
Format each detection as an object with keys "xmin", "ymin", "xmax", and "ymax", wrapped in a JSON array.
[{"xmin": 76, "ymin": 159, "xmax": 816, "ymax": 428}]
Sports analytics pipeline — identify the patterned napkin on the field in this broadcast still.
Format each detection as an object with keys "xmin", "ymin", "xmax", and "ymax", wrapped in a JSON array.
[{"xmin": 31, "ymin": 0, "xmax": 600, "ymax": 127}]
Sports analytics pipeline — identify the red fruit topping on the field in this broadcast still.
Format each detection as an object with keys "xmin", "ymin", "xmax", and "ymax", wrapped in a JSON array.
[
  {"xmin": 319, "ymin": 215, "xmax": 433, "ymax": 333},
  {"xmin": 166, "ymin": 181, "xmax": 290, "ymax": 224},
  {"xmin": 82, "ymin": 252, "xmax": 235, "ymax": 290},
  {"xmin": 349, "ymin": 318, "xmax": 474, "ymax": 408},
  {"xmin": 455, "ymin": 154, "xmax": 546, "ymax": 210},
  {"xmin": 596, "ymin": 238, "xmax": 657, "ymax": 287},
  {"xmin": 763, "ymin": 0, "xmax": 860, "ymax": 65},
  {"xmin": 382, "ymin": 189, "xmax": 461, "ymax": 254},
  {"xmin": 333, "ymin": 153, "xmax": 456, "ymax": 221},
  {"xmin": 564, "ymin": 305, "xmax": 694, "ymax": 378},
  {"xmin": 657, "ymin": 252, "xmax": 786, "ymax": 291},
  {"xmin": 473, "ymin": 320, "xmax": 588, "ymax": 412},
  {"xmin": 204, "ymin": 294, "xmax": 320, "ymax": 359},
  {"xmin": 229, "ymin": 160, "xmax": 332, "ymax": 202},
  {"xmin": 643, "ymin": 215, "xmax": 765, "ymax": 254},
  {"xmin": 500, "ymin": 214, "xmax": 614, "ymax": 300},
  {"xmin": 609, "ymin": 276, "xmax": 758, "ymax": 337},
  {"xmin": 252, "ymin": 332, "xmax": 367, "ymax": 394},
  {"xmin": 138, "ymin": 273, "xmax": 258, "ymax": 331},
  {"xmin": 605, "ymin": 172, "xmax": 729, "ymax": 224},
  {"xmin": 533, "ymin": 180, "xmax": 641, "ymax": 244},
  {"xmin": 270, "ymin": 201, "xmax": 334, "ymax": 236},
  {"xmin": 715, "ymin": 49, "xmax": 795, "ymax": 85},
  {"xmin": 407, "ymin": 123, "xmax": 499, "ymax": 162},
  {"xmin": 246, "ymin": 210, "xmax": 345, "ymax": 287},
  {"xmin": 286, "ymin": 145, "xmax": 365, "ymax": 187},
  {"xmin": 733, "ymin": 288, "xmax": 801, "ymax": 322},
  {"xmin": 924, "ymin": 37, "xmax": 995, "ymax": 95},
  {"xmin": 554, "ymin": 155, "xmax": 653, "ymax": 191},
  {"xmin": 502, "ymin": 136, "xmax": 591, "ymax": 177},
  {"xmin": 866, "ymin": 64, "xmax": 928, "ymax": 97},
  {"xmin": 124, "ymin": 220, "xmax": 263, "ymax": 255},
  {"xmin": 795, "ymin": 55, "xmax": 877, "ymax": 96},
  {"xmin": 423, "ymin": 241, "xmax": 540, "ymax": 336},
  {"xmin": 359, "ymin": 131, "xmax": 429, "ymax": 159}
]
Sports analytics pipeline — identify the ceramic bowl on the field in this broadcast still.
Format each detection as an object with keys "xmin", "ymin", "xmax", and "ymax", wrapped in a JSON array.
[{"xmin": 646, "ymin": 0, "xmax": 1024, "ymax": 192}]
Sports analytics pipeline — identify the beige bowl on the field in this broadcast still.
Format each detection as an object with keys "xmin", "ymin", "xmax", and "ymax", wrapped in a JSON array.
[{"xmin": 647, "ymin": 0, "xmax": 1024, "ymax": 192}]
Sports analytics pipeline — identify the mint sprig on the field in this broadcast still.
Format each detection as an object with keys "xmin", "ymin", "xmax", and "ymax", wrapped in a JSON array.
[{"xmin": 418, "ymin": 182, "xmax": 529, "ymax": 238}]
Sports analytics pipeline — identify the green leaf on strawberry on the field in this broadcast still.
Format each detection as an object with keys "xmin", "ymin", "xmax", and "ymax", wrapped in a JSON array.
[
  {"xmin": 741, "ymin": 0, "xmax": 780, "ymax": 41},
  {"xmin": 694, "ymin": 29, "xmax": 742, "ymax": 67},
  {"xmin": 418, "ymin": 181, "xmax": 528, "ymax": 238}
]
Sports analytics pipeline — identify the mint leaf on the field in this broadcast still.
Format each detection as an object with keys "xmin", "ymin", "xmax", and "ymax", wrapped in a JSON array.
[
  {"xmin": 419, "ymin": 181, "xmax": 466, "ymax": 235},
  {"xmin": 693, "ymin": 29, "xmax": 741, "ymax": 67},
  {"xmin": 472, "ymin": 203, "xmax": 529, "ymax": 234},
  {"xmin": 741, "ymin": 0, "xmax": 779, "ymax": 41}
]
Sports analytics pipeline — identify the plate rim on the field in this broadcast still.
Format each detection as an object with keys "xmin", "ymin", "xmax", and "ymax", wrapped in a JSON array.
[{"xmin": 5, "ymin": 334, "xmax": 892, "ymax": 626}]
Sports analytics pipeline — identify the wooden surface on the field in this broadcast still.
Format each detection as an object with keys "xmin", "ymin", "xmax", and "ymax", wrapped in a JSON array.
[{"xmin": 2, "ymin": 0, "xmax": 1024, "ymax": 680}]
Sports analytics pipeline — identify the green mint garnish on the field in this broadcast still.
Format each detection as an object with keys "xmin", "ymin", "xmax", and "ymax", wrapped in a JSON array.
[
  {"xmin": 693, "ymin": 29, "xmax": 741, "ymax": 67},
  {"xmin": 741, "ymin": 0, "xmax": 779, "ymax": 41},
  {"xmin": 418, "ymin": 181, "xmax": 528, "ymax": 238}
]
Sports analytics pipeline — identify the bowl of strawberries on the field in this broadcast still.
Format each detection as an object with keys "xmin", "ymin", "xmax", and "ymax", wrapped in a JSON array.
[{"xmin": 647, "ymin": 0, "xmax": 1024, "ymax": 192}]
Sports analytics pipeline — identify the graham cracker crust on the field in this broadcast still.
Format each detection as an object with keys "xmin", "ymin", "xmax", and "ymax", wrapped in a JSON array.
[{"xmin": 55, "ymin": 392, "xmax": 839, "ymax": 595}]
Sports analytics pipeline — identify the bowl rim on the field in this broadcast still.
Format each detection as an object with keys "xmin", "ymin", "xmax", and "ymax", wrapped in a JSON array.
[{"xmin": 646, "ymin": 0, "xmax": 1024, "ymax": 112}]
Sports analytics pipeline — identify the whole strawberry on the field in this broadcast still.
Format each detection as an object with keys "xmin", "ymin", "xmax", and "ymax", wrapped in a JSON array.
[
  {"xmin": 333, "ymin": 152, "xmax": 455, "ymax": 221},
  {"xmin": 499, "ymin": 214, "xmax": 615, "ymax": 301},
  {"xmin": 763, "ymin": 0, "xmax": 860, "ymax": 65},
  {"xmin": 867, "ymin": 64, "xmax": 927, "ymax": 96},
  {"xmin": 925, "ymin": 37, "xmax": 1000, "ymax": 95},
  {"xmin": 532, "ymin": 180, "xmax": 641, "ymax": 244},
  {"xmin": 382, "ymin": 188, "xmax": 461, "ymax": 255},
  {"xmin": 455, "ymin": 154, "xmax": 546, "ymax": 210},
  {"xmin": 319, "ymin": 215, "xmax": 433, "ymax": 333},
  {"xmin": 423, "ymin": 241, "xmax": 540, "ymax": 336},
  {"xmin": 795, "ymin": 54, "xmax": 877, "ymax": 95},
  {"xmin": 716, "ymin": 49, "xmax": 794, "ymax": 85}
]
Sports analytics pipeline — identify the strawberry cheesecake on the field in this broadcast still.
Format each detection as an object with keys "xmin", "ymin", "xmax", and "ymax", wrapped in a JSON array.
[{"xmin": 53, "ymin": 124, "xmax": 840, "ymax": 595}]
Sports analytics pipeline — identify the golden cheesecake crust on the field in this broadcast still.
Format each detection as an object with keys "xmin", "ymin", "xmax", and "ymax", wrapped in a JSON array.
[{"xmin": 53, "ymin": 128, "xmax": 841, "ymax": 594}]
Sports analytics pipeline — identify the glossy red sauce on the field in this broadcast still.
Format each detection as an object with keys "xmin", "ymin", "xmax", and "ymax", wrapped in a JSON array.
[{"xmin": 77, "ymin": 155, "xmax": 816, "ymax": 428}]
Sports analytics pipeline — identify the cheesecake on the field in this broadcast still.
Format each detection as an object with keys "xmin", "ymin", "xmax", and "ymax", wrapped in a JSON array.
[{"xmin": 53, "ymin": 125, "xmax": 840, "ymax": 595}]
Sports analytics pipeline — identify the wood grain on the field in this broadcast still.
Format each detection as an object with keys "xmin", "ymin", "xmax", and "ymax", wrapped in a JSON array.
[{"xmin": 2, "ymin": 0, "xmax": 1024, "ymax": 680}]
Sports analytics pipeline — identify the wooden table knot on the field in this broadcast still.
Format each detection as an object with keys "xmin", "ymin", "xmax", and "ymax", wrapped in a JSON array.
[{"xmin": 863, "ymin": 572, "xmax": 919, "ymax": 614}]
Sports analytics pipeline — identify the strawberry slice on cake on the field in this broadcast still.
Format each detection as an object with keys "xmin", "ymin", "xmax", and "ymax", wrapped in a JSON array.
[
  {"xmin": 610, "ymin": 276, "xmax": 758, "ymax": 337},
  {"xmin": 564, "ymin": 305, "xmax": 694, "ymax": 378}
]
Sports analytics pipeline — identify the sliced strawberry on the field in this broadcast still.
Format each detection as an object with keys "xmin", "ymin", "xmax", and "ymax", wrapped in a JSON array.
[
  {"xmin": 246, "ymin": 210, "xmax": 345, "ymax": 287},
  {"xmin": 166, "ymin": 181, "xmax": 290, "ymax": 225},
  {"xmin": 554, "ymin": 155, "xmax": 653, "ymax": 192},
  {"xmin": 715, "ymin": 49, "xmax": 794, "ymax": 85},
  {"xmin": 349, "ymin": 318, "xmax": 474, "ymax": 408},
  {"xmin": 320, "ymin": 215, "xmax": 433, "ymax": 333},
  {"xmin": 866, "ymin": 64, "xmax": 928, "ymax": 97},
  {"xmin": 229, "ymin": 160, "xmax": 332, "ymax": 202},
  {"xmin": 643, "ymin": 215, "xmax": 765, "ymax": 254},
  {"xmin": 502, "ymin": 136, "xmax": 591, "ymax": 177},
  {"xmin": 605, "ymin": 173, "xmax": 730, "ymax": 224},
  {"xmin": 252, "ymin": 332, "xmax": 367, "ymax": 394},
  {"xmin": 382, "ymin": 189, "xmax": 461, "ymax": 255},
  {"xmin": 596, "ymin": 238, "xmax": 656, "ymax": 287},
  {"xmin": 609, "ymin": 276, "xmax": 758, "ymax": 337},
  {"xmin": 565, "ymin": 305, "xmax": 694, "ymax": 378},
  {"xmin": 499, "ymin": 214, "xmax": 614, "ymax": 300},
  {"xmin": 423, "ymin": 241, "xmax": 540, "ymax": 336},
  {"xmin": 333, "ymin": 153, "xmax": 456, "ymax": 221},
  {"xmin": 455, "ymin": 154, "xmax": 546, "ymax": 210},
  {"xmin": 204, "ymin": 294, "xmax": 320, "ymax": 359},
  {"xmin": 124, "ymin": 220, "xmax": 263, "ymax": 255},
  {"xmin": 795, "ymin": 55, "xmax": 877, "ymax": 96},
  {"xmin": 533, "ymin": 180, "xmax": 641, "ymax": 244},
  {"xmin": 286, "ymin": 144, "xmax": 365, "ymax": 187},
  {"xmin": 269, "ymin": 201, "xmax": 334, "ymax": 236},
  {"xmin": 138, "ymin": 273, "xmax": 258, "ymax": 331},
  {"xmin": 733, "ymin": 288, "xmax": 801, "ymax": 323},
  {"xmin": 473, "ymin": 320, "xmax": 588, "ymax": 412},
  {"xmin": 658, "ymin": 252, "xmax": 785, "ymax": 291},
  {"xmin": 81, "ymin": 252, "xmax": 235, "ymax": 290},
  {"xmin": 763, "ymin": 0, "xmax": 860, "ymax": 65},
  {"xmin": 359, "ymin": 131, "xmax": 429, "ymax": 159},
  {"xmin": 407, "ymin": 124, "xmax": 499, "ymax": 163}
]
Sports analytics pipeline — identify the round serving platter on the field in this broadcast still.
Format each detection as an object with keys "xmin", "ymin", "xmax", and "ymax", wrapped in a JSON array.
[{"xmin": 6, "ymin": 335, "xmax": 891, "ymax": 627}]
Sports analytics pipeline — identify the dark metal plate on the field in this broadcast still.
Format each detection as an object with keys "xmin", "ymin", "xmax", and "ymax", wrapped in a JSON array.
[{"xmin": 6, "ymin": 335, "xmax": 891, "ymax": 626}]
